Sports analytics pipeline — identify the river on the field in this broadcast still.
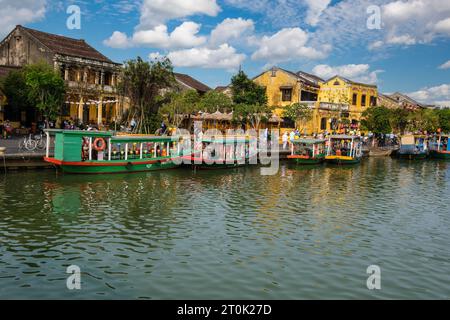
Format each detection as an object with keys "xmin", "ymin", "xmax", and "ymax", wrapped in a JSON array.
[{"xmin": 0, "ymin": 158, "xmax": 449, "ymax": 299}]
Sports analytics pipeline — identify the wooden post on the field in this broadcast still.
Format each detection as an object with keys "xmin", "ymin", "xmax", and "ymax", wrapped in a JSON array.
[
  {"xmin": 89, "ymin": 138, "xmax": 92, "ymax": 161},
  {"xmin": 45, "ymin": 132, "xmax": 50, "ymax": 158},
  {"xmin": 108, "ymin": 139, "xmax": 112, "ymax": 161}
]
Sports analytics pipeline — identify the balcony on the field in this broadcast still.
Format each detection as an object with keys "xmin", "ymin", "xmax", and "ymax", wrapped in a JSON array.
[
  {"xmin": 319, "ymin": 102, "xmax": 349, "ymax": 112},
  {"xmin": 65, "ymin": 81, "xmax": 116, "ymax": 94}
]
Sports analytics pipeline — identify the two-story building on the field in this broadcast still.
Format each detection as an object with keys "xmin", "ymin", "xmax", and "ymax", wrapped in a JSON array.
[
  {"xmin": 0, "ymin": 25, "xmax": 122, "ymax": 127},
  {"xmin": 316, "ymin": 76, "xmax": 378, "ymax": 133}
]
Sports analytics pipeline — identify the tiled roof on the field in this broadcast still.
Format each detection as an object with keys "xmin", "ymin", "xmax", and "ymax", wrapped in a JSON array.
[
  {"xmin": 296, "ymin": 71, "xmax": 324, "ymax": 85},
  {"xmin": 19, "ymin": 26, "xmax": 115, "ymax": 64},
  {"xmin": 175, "ymin": 73, "xmax": 211, "ymax": 93}
]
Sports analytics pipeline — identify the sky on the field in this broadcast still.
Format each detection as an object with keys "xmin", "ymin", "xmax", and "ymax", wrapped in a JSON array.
[{"xmin": 0, "ymin": 0, "xmax": 450, "ymax": 106}]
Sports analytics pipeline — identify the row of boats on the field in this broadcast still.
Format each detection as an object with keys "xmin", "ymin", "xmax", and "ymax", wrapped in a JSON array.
[{"xmin": 43, "ymin": 130, "xmax": 449, "ymax": 174}]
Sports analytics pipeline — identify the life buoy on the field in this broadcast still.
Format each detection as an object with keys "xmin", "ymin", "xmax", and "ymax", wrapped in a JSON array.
[{"xmin": 93, "ymin": 138, "xmax": 106, "ymax": 152}]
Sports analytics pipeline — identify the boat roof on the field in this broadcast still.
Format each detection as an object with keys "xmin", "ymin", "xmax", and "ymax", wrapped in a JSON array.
[
  {"xmin": 201, "ymin": 135, "xmax": 251, "ymax": 143},
  {"xmin": 45, "ymin": 129, "xmax": 176, "ymax": 142},
  {"xmin": 328, "ymin": 135, "xmax": 361, "ymax": 140},
  {"xmin": 293, "ymin": 139, "xmax": 327, "ymax": 144}
]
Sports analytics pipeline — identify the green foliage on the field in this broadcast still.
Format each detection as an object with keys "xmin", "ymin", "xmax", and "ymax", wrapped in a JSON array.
[
  {"xmin": 1, "ymin": 69, "xmax": 34, "ymax": 118},
  {"xmin": 283, "ymin": 103, "xmax": 313, "ymax": 123},
  {"xmin": 407, "ymin": 108, "xmax": 439, "ymax": 133},
  {"xmin": 197, "ymin": 90, "xmax": 233, "ymax": 113},
  {"xmin": 361, "ymin": 106, "xmax": 392, "ymax": 134},
  {"xmin": 118, "ymin": 56, "xmax": 175, "ymax": 133},
  {"xmin": 233, "ymin": 103, "xmax": 272, "ymax": 130},
  {"xmin": 24, "ymin": 63, "xmax": 66, "ymax": 123},
  {"xmin": 230, "ymin": 70, "xmax": 268, "ymax": 106},
  {"xmin": 159, "ymin": 90, "xmax": 200, "ymax": 127},
  {"xmin": 436, "ymin": 108, "xmax": 450, "ymax": 132}
]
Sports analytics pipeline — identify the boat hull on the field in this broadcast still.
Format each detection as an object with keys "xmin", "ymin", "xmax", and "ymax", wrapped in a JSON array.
[
  {"xmin": 325, "ymin": 156, "xmax": 361, "ymax": 165},
  {"xmin": 398, "ymin": 153, "xmax": 428, "ymax": 160},
  {"xmin": 44, "ymin": 157, "xmax": 178, "ymax": 174},
  {"xmin": 288, "ymin": 155, "xmax": 325, "ymax": 165},
  {"xmin": 430, "ymin": 150, "xmax": 450, "ymax": 160}
]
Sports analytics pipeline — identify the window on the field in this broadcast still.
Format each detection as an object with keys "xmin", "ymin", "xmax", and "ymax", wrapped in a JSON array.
[
  {"xmin": 61, "ymin": 103, "xmax": 70, "ymax": 117},
  {"xmin": 370, "ymin": 96, "xmax": 377, "ymax": 106},
  {"xmin": 361, "ymin": 94, "xmax": 367, "ymax": 107},
  {"xmin": 301, "ymin": 90, "xmax": 318, "ymax": 101},
  {"xmin": 352, "ymin": 93, "xmax": 358, "ymax": 105},
  {"xmin": 281, "ymin": 89, "xmax": 292, "ymax": 102},
  {"xmin": 320, "ymin": 118, "xmax": 328, "ymax": 130},
  {"xmin": 271, "ymin": 68, "xmax": 277, "ymax": 77}
]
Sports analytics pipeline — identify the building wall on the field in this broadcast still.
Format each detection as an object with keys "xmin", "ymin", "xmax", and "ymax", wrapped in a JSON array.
[{"xmin": 0, "ymin": 28, "xmax": 53, "ymax": 66}]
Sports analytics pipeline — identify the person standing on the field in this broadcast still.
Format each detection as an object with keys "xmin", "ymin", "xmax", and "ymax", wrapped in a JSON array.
[{"xmin": 282, "ymin": 132, "xmax": 289, "ymax": 150}]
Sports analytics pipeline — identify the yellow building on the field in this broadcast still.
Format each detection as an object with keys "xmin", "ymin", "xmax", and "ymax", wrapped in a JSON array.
[
  {"xmin": 316, "ymin": 76, "xmax": 378, "ymax": 133},
  {"xmin": 253, "ymin": 68, "xmax": 378, "ymax": 134}
]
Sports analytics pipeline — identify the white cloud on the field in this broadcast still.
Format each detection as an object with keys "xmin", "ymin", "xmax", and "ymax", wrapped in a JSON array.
[
  {"xmin": 304, "ymin": 0, "xmax": 332, "ymax": 26},
  {"xmin": 386, "ymin": 34, "xmax": 417, "ymax": 46},
  {"xmin": 312, "ymin": 64, "xmax": 382, "ymax": 84},
  {"xmin": 409, "ymin": 84, "xmax": 450, "ymax": 107},
  {"xmin": 435, "ymin": 18, "xmax": 450, "ymax": 34},
  {"xmin": 167, "ymin": 44, "xmax": 245, "ymax": 70},
  {"xmin": 210, "ymin": 18, "xmax": 254, "ymax": 46},
  {"xmin": 103, "ymin": 31, "xmax": 131, "ymax": 49},
  {"xmin": 439, "ymin": 60, "xmax": 450, "ymax": 70},
  {"xmin": 133, "ymin": 22, "xmax": 206, "ymax": 49},
  {"xmin": 138, "ymin": 0, "xmax": 220, "ymax": 29},
  {"xmin": 104, "ymin": 22, "xmax": 206, "ymax": 49},
  {"xmin": 0, "ymin": 0, "xmax": 47, "ymax": 38},
  {"xmin": 251, "ymin": 28, "xmax": 330, "ymax": 63},
  {"xmin": 368, "ymin": 40, "xmax": 384, "ymax": 51}
]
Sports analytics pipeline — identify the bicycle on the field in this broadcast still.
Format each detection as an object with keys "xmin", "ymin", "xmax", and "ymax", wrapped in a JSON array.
[{"xmin": 18, "ymin": 134, "xmax": 37, "ymax": 152}]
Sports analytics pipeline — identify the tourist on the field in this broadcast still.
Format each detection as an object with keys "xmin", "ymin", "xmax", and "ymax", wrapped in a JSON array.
[
  {"xmin": 282, "ymin": 132, "xmax": 289, "ymax": 150},
  {"xmin": 130, "ymin": 118, "xmax": 137, "ymax": 132}
]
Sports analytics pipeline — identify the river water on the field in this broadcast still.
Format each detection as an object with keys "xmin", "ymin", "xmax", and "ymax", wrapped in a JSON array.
[{"xmin": 0, "ymin": 158, "xmax": 449, "ymax": 299}]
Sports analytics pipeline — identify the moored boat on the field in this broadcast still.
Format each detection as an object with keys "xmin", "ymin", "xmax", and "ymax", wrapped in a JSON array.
[
  {"xmin": 398, "ymin": 135, "xmax": 429, "ymax": 160},
  {"xmin": 287, "ymin": 139, "xmax": 326, "ymax": 165},
  {"xmin": 182, "ymin": 135, "xmax": 257, "ymax": 170},
  {"xmin": 44, "ymin": 130, "xmax": 183, "ymax": 174},
  {"xmin": 325, "ymin": 135, "xmax": 363, "ymax": 165},
  {"xmin": 430, "ymin": 134, "xmax": 450, "ymax": 159}
]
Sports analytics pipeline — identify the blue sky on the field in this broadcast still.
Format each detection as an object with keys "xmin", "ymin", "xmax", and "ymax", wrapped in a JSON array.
[{"xmin": 1, "ymin": 0, "xmax": 450, "ymax": 106}]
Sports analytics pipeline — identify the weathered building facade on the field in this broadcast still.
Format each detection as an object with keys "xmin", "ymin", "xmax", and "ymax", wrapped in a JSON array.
[{"xmin": 0, "ymin": 25, "xmax": 122, "ymax": 126}]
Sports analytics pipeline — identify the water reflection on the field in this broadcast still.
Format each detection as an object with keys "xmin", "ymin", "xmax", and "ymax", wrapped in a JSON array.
[{"xmin": 0, "ymin": 159, "xmax": 449, "ymax": 299}]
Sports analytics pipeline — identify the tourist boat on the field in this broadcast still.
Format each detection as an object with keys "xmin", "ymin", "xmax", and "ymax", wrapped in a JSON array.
[
  {"xmin": 398, "ymin": 134, "xmax": 429, "ymax": 160},
  {"xmin": 43, "ymin": 130, "xmax": 184, "ymax": 174},
  {"xmin": 325, "ymin": 135, "xmax": 363, "ymax": 165},
  {"xmin": 430, "ymin": 134, "xmax": 450, "ymax": 159},
  {"xmin": 182, "ymin": 135, "xmax": 257, "ymax": 169},
  {"xmin": 287, "ymin": 139, "xmax": 326, "ymax": 165}
]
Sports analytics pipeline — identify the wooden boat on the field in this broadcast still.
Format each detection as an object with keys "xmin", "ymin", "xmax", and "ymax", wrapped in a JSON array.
[
  {"xmin": 287, "ymin": 139, "xmax": 326, "ymax": 165},
  {"xmin": 430, "ymin": 134, "xmax": 450, "ymax": 160},
  {"xmin": 325, "ymin": 135, "xmax": 363, "ymax": 165},
  {"xmin": 398, "ymin": 135, "xmax": 429, "ymax": 160},
  {"xmin": 43, "ymin": 130, "xmax": 183, "ymax": 174},
  {"xmin": 369, "ymin": 147, "xmax": 394, "ymax": 157},
  {"xmin": 182, "ymin": 135, "xmax": 256, "ymax": 170}
]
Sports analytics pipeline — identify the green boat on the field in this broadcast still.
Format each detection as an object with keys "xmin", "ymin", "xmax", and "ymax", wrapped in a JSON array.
[
  {"xmin": 398, "ymin": 135, "xmax": 429, "ymax": 160},
  {"xmin": 325, "ymin": 135, "xmax": 363, "ymax": 165},
  {"xmin": 287, "ymin": 139, "xmax": 326, "ymax": 165},
  {"xmin": 430, "ymin": 134, "xmax": 450, "ymax": 160},
  {"xmin": 182, "ymin": 135, "xmax": 257, "ymax": 170},
  {"xmin": 44, "ymin": 130, "xmax": 183, "ymax": 174}
]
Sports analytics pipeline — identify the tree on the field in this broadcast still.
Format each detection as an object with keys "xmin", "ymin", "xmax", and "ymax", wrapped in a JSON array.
[
  {"xmin": 283, "ymin": 103, "xmax": 313, "ymax": 132},
  {"xmin": 436, "ymin": 108, "xmax": 450, "ymax": 132},
  {"xmin": 233, "ymin": 103, "xmax": 272, "ymax": 130},
  {"xmin": 197, "ymin": 91, "xmax": 233, "ymax": 113},
  {"xmin": 159, "ymin": 90, "xmax": 200, "ymax": 128},
  {"xmin": 24, "ymin": 63, "xmax": 66, "ymax": 126},
  {"xmin": 118, "ymin": 56, "xmax": 175, "ymax": 133},
  {"xmin": 0, "ymin": 69, "xmax": 34, "ymax": 121},
  {"xmin": 361, "ymin": 106, "xmax": 392, "ymax": 134},
  {"xmin": 230, "ymin": 70, "xmax": 267, "ymax": 106},
  {"xmin": 407, "ymin": 108, "xmax": 439, "ymax": 133},
  {"xmin": 389, "ymin": 108, "xmax": 410, "ymax": 134}
]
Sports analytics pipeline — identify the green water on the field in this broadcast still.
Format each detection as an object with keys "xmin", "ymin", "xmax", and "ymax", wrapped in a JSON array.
[{"xmin": 0, "ymin": 159, "xmax": 449, "ymax": 299}]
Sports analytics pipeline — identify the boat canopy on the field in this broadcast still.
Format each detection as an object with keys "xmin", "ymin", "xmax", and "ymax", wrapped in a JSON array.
[
  {"xmin": 292, "ymin": 139, "xmax": 327, "ymax": 144},
  {"xmin": 328, "ymin": 135, "xmax": 361, "ymax": 140}
]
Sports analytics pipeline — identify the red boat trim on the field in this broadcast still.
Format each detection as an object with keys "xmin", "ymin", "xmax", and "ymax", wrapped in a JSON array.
[
  {"xmin": 44, "ymin": 157, "xmax": 175, "ymax": 167},
  {"xmin": 437, "ymin": 150, "xmax": 450, "ymax": 154},
  {"xmin": 287, "ymin": 155, "xmax": 311, "ymax": 159}
]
